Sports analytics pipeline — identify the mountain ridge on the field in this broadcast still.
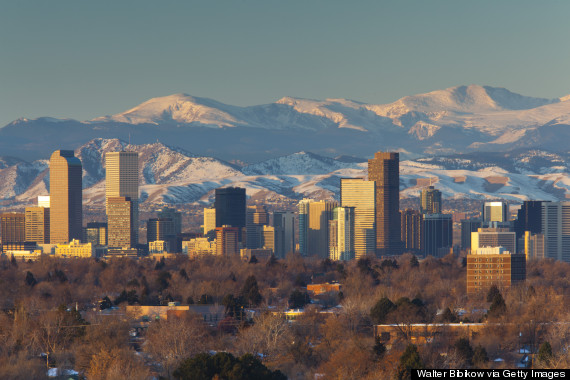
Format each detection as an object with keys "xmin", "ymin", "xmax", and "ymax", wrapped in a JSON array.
[
  {"xmin": 2, "ymin": 85, "xmax": 570, "ymax": 162},
  {"xmin": 2, "ymin": 138, "xmax": 570, "ymax": 210}
]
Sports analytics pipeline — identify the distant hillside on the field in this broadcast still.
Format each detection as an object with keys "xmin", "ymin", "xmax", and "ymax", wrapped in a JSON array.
[{"xmin": 1, "ymin": 139, "xmax": 569, "ymax": 209}]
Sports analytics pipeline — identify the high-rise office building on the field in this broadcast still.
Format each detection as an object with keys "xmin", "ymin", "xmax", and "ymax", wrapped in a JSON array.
[
  {"xmin": 1, "ymin": 213, "xmax": 26, "ymax": 245},
  {"xmin": 215, "ymin": 187, "xmax": 246, "ymax": 242},
  {"xmin": 246, "ymin": 205, "xmax": 269, "ymax": 249},
  {"xmin": 308, "ymin": 200, "xmax": 337, "ymax": 258},
  {"xmin": 515, "ymin": 200, "xmax": 548, "ymax": 239},
  {"xmin": 471, "ymin": 228, "xmax": 516, "ymax": 255},
  {"xmin": 107, "ymin": 197, "xmax": 135, "ymax": 248},
  {"xmin": 423, "ymin": 214, "xmax": 453, "ymax": 257},
  {"xmin": 261, "ymin": 225, "xmax": 275, "ymax": 253},
  {"xmin": 298, "ymin": 198, "xmax": 312, "ymax": 256},
  {"xmin": 105, "ymin": 151, "xmax": 139, "ymax": 243},
  {"xmin": 50, "ymin": 150, "xmax": 82, "ymax": 244},
  {"xmin": 329, "ymin": 220, "xmax": 338, "ymax": 261},
  {"xmin": 203, "ymin": 208, "xmax": 216, "ymax": 235},
  {"xmin": 216, "ymin": 226, "xmax": 239, "ymax": 256},
  {"xmin": 83, "ymin": 222, "xmax": 107, "ymax": 246},
  {"xmin": 482, "ymin": 201, "xmax": 508, "ymax": 224},
  {"xmin": 329, "ymin": 206, "xmax": 355, "ymax": 261},
  {"xmin": 340, "ymin": 178, "xmax": 376, "ymax": 259},
  {"xmin": 461, "ymin": 218, "xmax": 482, "ymax": 251},
  {"xmin": 542, "ymin": 202, "xmax": 570, "ymax": 262},
  {"xmin": 158, "ymin": 207, "xmax": 182, "ymax": 235},
  {"xmin": 420, "ymin": 186, "xmax": 442, "ymax": 215},
  {"xmin": 401, "ymin": 209, "xmax": 423, "ymax": 253},
  {"xmin": 147, "ymin": 218, "xmax": 176, "ymax": 250},
  {"xmin": 368, "ymin": 152, "xmax": 402, "ymax": 255},
  {"xmin": 524, "ymin": 231, "xmax": 545, "ymax": 261},
  {"xmin": 273, "ymin": 211, "xmax": 295, "ymax": 259},
  {"xmin": 25, "ymin": 207, "xmax": 50, "ymax": 244}
]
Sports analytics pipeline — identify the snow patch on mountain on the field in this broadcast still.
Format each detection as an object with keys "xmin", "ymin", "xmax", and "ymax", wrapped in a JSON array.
[{"xmin": 241, "ymin": 151, "xmax": 360, "ymax": 175}]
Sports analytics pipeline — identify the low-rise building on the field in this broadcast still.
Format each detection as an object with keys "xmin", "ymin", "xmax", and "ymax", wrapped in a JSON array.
[
  {"xmin": 149, "ymin": 240, "xmax": 170, "ymax": 254},
  {"xmin": 374, "ymin": 323, "xmax": 485, "ymax": 347},
  {"xmin": 240, "ymin": 248, "xmax": 272, "ymax": 262},
  {"xmin": 55, "ymin": 239, "xmax": 94, "ymax": 258},
  {"xmin": 307, "ymin": 282, "xmax": 341, "ymax": 295},
  {"xmin": 183, "ymin": 238, "xmax": 216, "ymax": 257},
  {"xmin": 5, "ymin": 250, "xmax": 43, "ymax": 261}
]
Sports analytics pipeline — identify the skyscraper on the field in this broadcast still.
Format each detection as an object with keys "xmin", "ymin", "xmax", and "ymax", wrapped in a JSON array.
[
  {"xmin": 158, "ymin": 207, "xmax": 182, "ymax": 236},
  {"xmin": 423, "ymin": 214, "xmax": 453, "ymax": 258},
  {"xmin": 246, "ymin": 205, "xmax": 269, "ymax": 249},
  {"xmin": 515, "ymin": 200, "xmax": 548, "ymax": 239},
  {"xmin": 340, "ymin": 178, "xmax": 376, "ymax": 259},
  {"xmin": 308, "ymin": 200, "xmax": 337, "ymax": 258},
  {"xmin": 461, "ymin": 218, "xmax": 482, "ymax": 251},
  {"xmin": 107, "ymin": 197, "xmax": 135, "ymax": 248},
  {"xmin": 368, "ymin": 151, "xmax": 402, "ymax": 255},
  {"xmin": 106, "ymin": 151, "xmax": 139, "ymax": 243},
  {"xmin": 482, "ymin": 201, "xmax": 508, "ymax": 224},
  {"xmin": 401, "ymin": 209, "xmax": 423, "ymax": 254},
  {"xmin": 298, "ymin": 199, "xmax": 312, "ymax": 256},
  {"xmin": 50, "ymin": 150, "xmax": 82, "ymax": 244},
  {"xmin": 216, "ymin": 226, "xmax": 239, "ymax": 256},
  {"xmin": 25, "ymin": 207, "xmax": 50, "ymax": 244},
  {"xmin": 330, "ymin": 206, "xmax": 355, "ymax": 261},
  {"xmin": 420, "ymin": 186, "xmax": 442, "ymax": 215},
  {"xmin": 215, "ymin": 187, "xmax": 246, "ymax": 242},
  {"xmin": 83, "ymin": 222, "xmax": 107, "ymax": 246},
  {"xmin": 1, "ymin": 213, "xmax": 25, "ymax": 244},
  {"xmin": 542, "ymin": 202, "xmax": 570, "ymax": 263},
  {"xmin": 203, "ymin": 208, "xmax": 216, "ymax": 235},
  {"xmin": 261, "ymin": 225, "xmax": 275, "ymax": 253},
  {"xmin": 273, "ymin": 211, "xmax": 295, "ymax": 259},
  {"xmin": 147, "ymin": 218, "xmax": 176, "ymax": 249}
]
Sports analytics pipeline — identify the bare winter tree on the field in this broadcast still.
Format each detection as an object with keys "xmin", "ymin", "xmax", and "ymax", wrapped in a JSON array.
[{"xmin": 143, "ymin": 312, "xmax": 211, "ymax": 379}]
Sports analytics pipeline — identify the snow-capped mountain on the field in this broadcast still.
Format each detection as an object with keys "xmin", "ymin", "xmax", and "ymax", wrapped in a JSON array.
[
  {"xmin": 2, "ymin": 139, "xmax": 570, "ymax": 209},
  {"xmin": 3, "ymin": 85, "xmax": 570, "ymax": 162}
]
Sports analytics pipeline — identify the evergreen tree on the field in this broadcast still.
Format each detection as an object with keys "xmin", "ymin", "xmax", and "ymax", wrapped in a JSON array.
[
  {"xmin": 370, "ymin": 297, "xmax": 396, "ymax": 324},
  {"xmin": 25, "ymin": 271, "xmax": 37, "ymax": 287},
  {"xmin": 486, "ymin": 285, "xmax": 500, "ymax": 303},
  {"xmin": 396, "ymin": 344, "xmax": 424, "ymax": 380},
  {"xmin": 373, "ymin": 336, "xmax": 386, "ymax": 359},
  {"xmin": 173, "ymin": 352, "xmax": 286, "ymax": 380},
  {"xmin": 288, "ymin": 289, "xmax": 310, "ymax": 309},
  {"xmin": 488, "ymin": 293, "xmax": 507, "ymax": 319},
  {"xmin": 410, "ymin": 255, "xmax": 419, "ymax": 268},
  {"xmin": 240, "ymin": 275, "xmax": 262, "ymax": 306},
  {"xmin": 473, "ymin": 345, "xmax": 489, "ymax": 366},
  {"xmin": 537, "ymin": 341, "xmax": 553, "ymax": 364},
  {"xmin": 454, "ymin": 338, "xmax": 474, "ymax": 365},
  {"xmin": 439, "ymin": 307, "xmax": 459, "ymax": 323}
]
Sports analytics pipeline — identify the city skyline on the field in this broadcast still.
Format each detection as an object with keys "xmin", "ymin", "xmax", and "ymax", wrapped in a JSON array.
[{"xmin": 1, "ymin": 2, "xmax": 569, "ymax": 376}]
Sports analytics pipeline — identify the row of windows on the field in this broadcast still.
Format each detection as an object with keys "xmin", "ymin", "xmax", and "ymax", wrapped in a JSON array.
[
  {"xmin": 471, "ymin": 270, "xmax": 505, "ymax": 274},
  {"xmin": 471, "ymin": 264, "xmax": 505, "ymax": 268},
  {"xmin": 473, "ymin": 276, "xmax": 504, "ymax": 280}
]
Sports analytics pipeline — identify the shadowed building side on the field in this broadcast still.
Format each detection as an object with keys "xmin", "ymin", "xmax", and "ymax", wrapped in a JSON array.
[{"xmin": 368, "ymin": 151, "xmax": 402, "ymax": 256}]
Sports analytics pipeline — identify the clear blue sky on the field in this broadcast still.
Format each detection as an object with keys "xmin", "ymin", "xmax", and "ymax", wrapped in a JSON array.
[{"xmin": 1, "ymin": 1, "xmax": 569, "ymax": 127}]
